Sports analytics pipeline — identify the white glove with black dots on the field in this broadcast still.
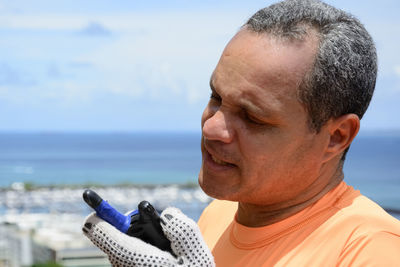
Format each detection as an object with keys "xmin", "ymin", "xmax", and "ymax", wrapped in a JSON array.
[{"xmin": 82, "ymin": 207, "xmax": 215, "ymax": 267}]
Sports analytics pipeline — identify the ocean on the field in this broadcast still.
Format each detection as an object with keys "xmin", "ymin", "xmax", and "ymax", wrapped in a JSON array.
[
  {"xmin": 0, "ymin": 132, "xmax": 201, "ymax": 186},
  {"xmin": 0, "ymin": 131, "xmax": 399, "ymax": 212}
]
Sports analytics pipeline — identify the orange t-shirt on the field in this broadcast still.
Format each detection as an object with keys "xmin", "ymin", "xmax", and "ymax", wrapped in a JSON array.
[{"xmin": 198, "ymin": 182, "xmax": 400, "ymax": 266}]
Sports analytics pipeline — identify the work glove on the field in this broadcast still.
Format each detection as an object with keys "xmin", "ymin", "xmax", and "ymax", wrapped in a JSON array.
[{"xmin": 82, "ymin": 207, "xmax": 215, "ymax": 267}]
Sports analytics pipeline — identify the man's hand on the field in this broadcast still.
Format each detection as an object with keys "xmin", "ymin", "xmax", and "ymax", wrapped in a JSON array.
[{"xmin": 82, "ymin": 207, "xmax": 215, "ymax": 267}]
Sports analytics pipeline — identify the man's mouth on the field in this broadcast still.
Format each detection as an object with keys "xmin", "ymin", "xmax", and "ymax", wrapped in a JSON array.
[
  {"xmin": 210, "ymin": 154, "xmax": 230, "ymax": 166},
  {"xmin": 204, "ymin": 148, "xmax": 236, "ymax": 169},
  {"xmin": 202, "ymin": 139, "xmax": 236, "ymax": 170}
]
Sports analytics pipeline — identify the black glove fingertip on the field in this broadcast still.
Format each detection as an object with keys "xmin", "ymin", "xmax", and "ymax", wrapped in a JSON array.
[
  {"xmin": 85, "ymin": 222, "xmax": 93, "ymax": 229},
  {"xmin": 164, "ymin": 214, "xmax": 173, "ymax": 221}
]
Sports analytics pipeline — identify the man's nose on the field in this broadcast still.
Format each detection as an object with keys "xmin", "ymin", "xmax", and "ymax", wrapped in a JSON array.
[{"xmin": 202, "ymin": 110, "xmax": 233, "ymax": 143}]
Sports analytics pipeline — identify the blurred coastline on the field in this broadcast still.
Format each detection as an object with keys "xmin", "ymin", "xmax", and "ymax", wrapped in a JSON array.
[
  {"xmin": 0, "ymin": 130, "xmax": 399, "ymax": 208},
  {"xmin": 0, "ymin": 131, "xmax": 399, "ymax": 266},
  {"xmin": 0, "ymin": 183, "xmax": 213, "ymax": 267},
  {"xmin": 0, "ymin": 130, "xmax": 399, "ymax": 216}
]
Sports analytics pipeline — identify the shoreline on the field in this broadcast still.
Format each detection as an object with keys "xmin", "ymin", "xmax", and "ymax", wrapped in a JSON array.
[
  {"xmin": 0, "ymin": 183, "xmax": 213, "ymax": 221},
  {"xmin": 1, "ymin": 180, "xmax": 200, "ymax": 191},
  {"xmin": 1, "ymin": 182, "xmax": 399, "ymax": 219}
]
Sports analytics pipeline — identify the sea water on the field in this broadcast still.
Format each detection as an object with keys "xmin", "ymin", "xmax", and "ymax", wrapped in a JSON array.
[
  {"xmin": 0, "ymin": 132, "xmax": 201, "ymax": 186},
  {"xmin": 0, "ymin": 131, "xmax": 399, "ymax": 211},
  {"xmin": 343, "ymin": 132, "xmax": 400, "ymax": 210}
]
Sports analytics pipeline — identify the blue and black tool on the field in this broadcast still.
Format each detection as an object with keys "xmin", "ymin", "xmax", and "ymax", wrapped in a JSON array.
[{"xmin": 83, "ymin": 189, "xmax": 173, "ymax": 254}]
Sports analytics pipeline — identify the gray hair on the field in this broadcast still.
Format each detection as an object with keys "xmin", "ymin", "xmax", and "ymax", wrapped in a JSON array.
[{"xmin": 245, "ymin": 0, "xmax": 377, "ymax": 133}]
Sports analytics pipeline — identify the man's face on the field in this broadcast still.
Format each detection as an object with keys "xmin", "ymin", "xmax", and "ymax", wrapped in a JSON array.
[{"xmin": 199, "ymin": 30, "xmax": 330, "ymax": 206}]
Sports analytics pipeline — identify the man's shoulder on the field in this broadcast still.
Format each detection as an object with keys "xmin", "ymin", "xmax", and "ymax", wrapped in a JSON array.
[
  {"xmin": 332, "ymin": 194, "xmax": 400, "ymax": 265},
  {"xmin": 197, "ymin": 190, "xmax": 400, "ymax": 265},
  {"xmin": 332, "ymin": 193, "xmax": 400, "ymax": 234}
]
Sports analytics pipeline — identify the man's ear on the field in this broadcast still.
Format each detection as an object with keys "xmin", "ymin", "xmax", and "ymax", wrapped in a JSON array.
[{"xmin": 322, "ymin": 114, "xmax": 360, "ymax": 163}]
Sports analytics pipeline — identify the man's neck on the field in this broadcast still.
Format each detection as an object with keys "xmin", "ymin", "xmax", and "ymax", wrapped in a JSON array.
[{"xmin": 236, "ymin": 166, "xmax": 344, "ymax": 227}]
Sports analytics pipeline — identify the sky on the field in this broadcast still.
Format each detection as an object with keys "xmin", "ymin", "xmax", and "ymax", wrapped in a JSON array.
[{"xmin": 0, "ymin": 0, "xmax": 399, "ymax": 133}]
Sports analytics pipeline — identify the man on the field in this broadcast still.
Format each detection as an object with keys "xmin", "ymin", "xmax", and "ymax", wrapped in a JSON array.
[{"xmin": 83, "ymin": 0, "xmax": 400, "ymax": 266}]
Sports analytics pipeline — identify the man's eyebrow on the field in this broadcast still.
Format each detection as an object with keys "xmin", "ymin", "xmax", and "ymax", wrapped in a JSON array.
[
  {"xmin": 239, "ymin": 94, "xmax": 280, "ymax": 120},
  {"xmin": 240, "ymin": 100, "xmax": 263, "ymax": 115},
  {"xmin": 208, "ymin": 75, "xmax": 278, "ymax": 120}
]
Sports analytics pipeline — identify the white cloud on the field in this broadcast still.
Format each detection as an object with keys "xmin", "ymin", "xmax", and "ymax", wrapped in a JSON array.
[
  {"xmin": 70, "ymin": 12, "xmax": 238, "ymax": 104},
  {"xmin": 3, "ymin": 8, "xmax": 399, "ymax": 108},
  {"xmin": 394, "ymin": 65, "xmax": 400, "ymax": 77},
  {"xmin": 0, "ymin": 11, "xmax": 244, "ymax": 32},
  {"xmin": 78, "ymin": 22, "xmax": 112, "ymax": 36},
  {"xmin": 1, "ymin": 1, "xmax": 399, "ymax": 131},
  {"xmin": 0, "ymin": 14, "xmax": 86, "ymax": 30},
  {"xmin": 0, "ymin": 10, "xmax": 241, "ymax": 106}
]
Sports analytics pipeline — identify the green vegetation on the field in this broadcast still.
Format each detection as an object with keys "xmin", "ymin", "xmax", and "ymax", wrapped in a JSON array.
[
  {"xmin": 31, "ymin": 262, "xmax": 63, "ymax": 267},
  {"xmin": 1, "ymin": 181, "xmax": 201, "ymax": 191},
  {"xmin": 24, "ymin": 182, "xmax": 37, "ymax": 191}
]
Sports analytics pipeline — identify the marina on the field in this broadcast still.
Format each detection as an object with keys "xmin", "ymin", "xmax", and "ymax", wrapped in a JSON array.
[{"xmin": 0, "ymin": 184, "xmax": 212, "ymax": 266}]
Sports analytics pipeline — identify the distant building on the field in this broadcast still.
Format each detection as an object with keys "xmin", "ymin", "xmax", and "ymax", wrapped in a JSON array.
[
  {"xmin": 0, "ymin": 214, "xmax": 110, "ymax": 267},
  {"xmin": 0, "ymin": 222, "xmax": 31, "ymax": 267},
  {"xmin": 31, "ymin": 234, "xmax": 109, "ymax": 267}
]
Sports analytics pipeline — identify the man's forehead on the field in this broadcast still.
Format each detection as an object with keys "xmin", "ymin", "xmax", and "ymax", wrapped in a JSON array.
[
  {"xmin": 217, "ymin": 30, "xmax": 317, "ymax": 90},
  {"xmin": 209, "ymin": 30, "xmax": 316, "ymax": 119},
  {"xmin": 209, "ymin": 70, "xmax": 289, "ymax": 121}
]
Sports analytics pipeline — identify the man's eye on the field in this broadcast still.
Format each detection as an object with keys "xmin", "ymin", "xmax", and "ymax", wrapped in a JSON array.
[
  {"xmin": 245, "ymin": 113, "xmax": 265, "ymax": 125},
  {"xmin": 210, "ymin": 92, "xmax": 221, "ymax": 102}
]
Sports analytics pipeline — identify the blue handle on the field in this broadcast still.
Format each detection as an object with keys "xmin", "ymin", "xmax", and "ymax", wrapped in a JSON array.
[{"xmin": 95, "ymin": 200, "xmax": 138, "ymax": 233}]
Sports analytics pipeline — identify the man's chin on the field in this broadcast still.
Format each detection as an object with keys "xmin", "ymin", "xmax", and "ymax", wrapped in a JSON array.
[
  {"xmin": 198, "ymin": 175, "xmax": 220, "ymax": 199},
  {"xmin": 198, "ymin": 174, "xmax": 238, "ymax": 201}
]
